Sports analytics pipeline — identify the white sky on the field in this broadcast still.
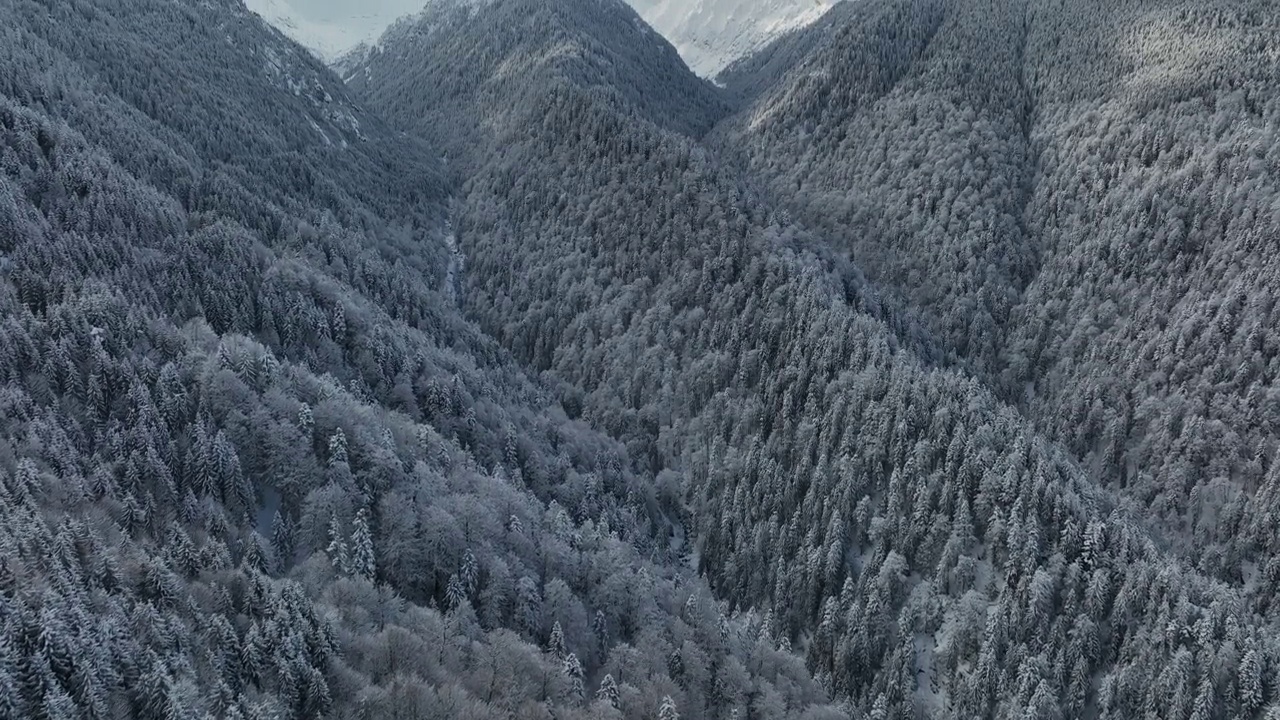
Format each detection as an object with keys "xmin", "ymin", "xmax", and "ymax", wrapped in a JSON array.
[
  {"xmin": 244, "ymin": 0, "xmax": 428, "ymax": 57},
  {"xmin": 290, "ymin": 0, "xmax": 423, "ymax": 22}
]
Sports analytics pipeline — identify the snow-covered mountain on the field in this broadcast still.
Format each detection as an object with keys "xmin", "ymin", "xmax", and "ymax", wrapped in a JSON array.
[
  {"xmin": 628, "ymin": 0, "xmax": 839, "ymax": 77},
  {"xmin": 247, "ymin": 0, "xmax": 838, "ymax": 76},
  {"xmin": 242, "ymin": 0, "xmax": 423, "ymax": 60}
]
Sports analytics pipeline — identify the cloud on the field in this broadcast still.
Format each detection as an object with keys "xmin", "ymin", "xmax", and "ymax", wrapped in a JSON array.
[
  {"xmin": 245, "ymin": 0, "xmax": 427, "ymax": 57},
  {"xmin": 287, "ymin": 0, "xmax": 424, "ymax": 24}
]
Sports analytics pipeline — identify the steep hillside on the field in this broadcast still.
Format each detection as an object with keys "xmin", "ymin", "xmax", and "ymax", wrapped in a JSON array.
[
  {"xmin": 627, "ymin": 0, "xmax": 840, "ymax": 78},
  {"xmin": 353, "ymin": 1, "xmax": 1280, "ymax": 718},
  {"xmin": 6, "ymin": 0, "xmax": 1280, "ymax": 718},
  {"xmin": 242, "ymin": 0, "xmax": 415, "ymax": 60},
  {"xmin": 0, "ymin": 0, "xmax": 843, "ymax": 718},
  {"xmin": 715, "ymin": 0, "xmax": 1035, "ymax": 370},
  {"xmin": 716, "ymin": 1, "xmax": 862, "ymax": 108},
  {"xmin": 717, "ymin": 0, "xmax": 1280, "ymax": 592},
  {"xmin": 1005, "ymin": 0, "xmax": 1280, "ymax": 584}
]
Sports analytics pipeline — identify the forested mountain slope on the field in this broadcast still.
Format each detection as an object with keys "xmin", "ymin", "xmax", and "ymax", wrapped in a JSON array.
[
  {"xmin": 715, "ymin": 0, "xmax": 1280, "ymax": 594},
  {"xmin": 0, "ymin": 0, "xmax": 845, "ymax": 718},
  {"xmin": 350, "ymin": 1, "xmax": 1280, "ymax": 718},
  {"xmin": 715, "ymin": 1, "xmax": 862, "ymax": 109},
  {"xmin": 5, "ymin": 0, "xmax": 1280, "ymax": 718},
  {"xmin": 716, "ymin": 0, "xmax": 1036, "ymax": 369},
  {"xmin": 1004, "ymin": 0, "xmax": 1280, "ymax": 586},
  {"xmin": 345, "ymin": 0, "xmax": 726, "ymax": 165},
  {"xmin": 625, "ymin": 0, "xmax": 839, "ymax": 78}
]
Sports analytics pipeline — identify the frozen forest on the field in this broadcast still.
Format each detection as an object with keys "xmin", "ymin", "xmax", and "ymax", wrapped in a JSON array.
[{"xmin": 1, "ymin": 0, "xmax": 1280, "ymax": 718}]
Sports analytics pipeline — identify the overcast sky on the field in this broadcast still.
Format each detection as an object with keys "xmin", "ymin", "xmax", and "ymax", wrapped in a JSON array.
[
  {"xmin": 286, "ymin": 0, "xmax": 423, "ymax": 23},
  {"xmin": 244, "ymin": 0, "xmax": 427, "ymax": 56}
]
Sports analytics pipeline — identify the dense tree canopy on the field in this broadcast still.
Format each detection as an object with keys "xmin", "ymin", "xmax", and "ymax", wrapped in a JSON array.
[
  {"xmin": 350, "ymin": 0, "xmax": 1280, "ymax": 718},
  {"xmin": 0, "ymin": 0, "xmax": 842, "ymax": 717},
  {"xmin": 718, "ymin": 0, "xmax": 1280, "ymax": 592},
  {"xmin": 5, "ymin": 0, "xmax": 1280, "ymax": 718}
]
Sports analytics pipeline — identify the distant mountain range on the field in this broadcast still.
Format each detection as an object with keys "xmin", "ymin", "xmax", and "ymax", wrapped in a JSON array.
[
  {"xmin": 247, "ymin": 0, "xmax": 840, "ymax": 76},
  {"xmin": 629, "ymin": 0, "xmax": 839, "ymax": 76},
  {"xmin": 242, "ymin": 0, "xmax": 428, "ymax": 59}
]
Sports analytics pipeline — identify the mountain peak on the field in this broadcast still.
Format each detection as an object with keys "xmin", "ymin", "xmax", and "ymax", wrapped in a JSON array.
[
  {"xmin": 242, "ymin": 0, "xmax": 425, "ymax": 60},
  {"xmin": 245, "ymin": 0, "xmax": 841, "ymax": 77},
  {"xmin": 346, "ymin": 0, "xmax": 726, "ymax": 149},
  {"xmin": 630, "ymin": 0, "xmax": 841, "ymax": 77}
]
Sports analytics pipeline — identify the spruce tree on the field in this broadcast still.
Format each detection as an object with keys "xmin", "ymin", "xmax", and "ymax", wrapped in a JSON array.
[
  {"xmin": 350, "ymin": 508, "xmax": 375, "ymax": 581},
  {"xmin": 597, "ymin": 673, "xmax": 619, "ymax": 708},
  {"xmin": 547, "ymin": 621, "xmax": 567, "ymax": 659},
  {"xmin": 659, "ymin": 695, "xmax": 680, "ymax": 720},
  {"xmin": 325, "ymin": 514, "xmax": 349, "ymax": 575}
]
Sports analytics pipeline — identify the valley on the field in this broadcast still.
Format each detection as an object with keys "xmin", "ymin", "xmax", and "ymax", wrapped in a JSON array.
[{"xmin": 0, "ymin": 0, "xmax": 1277, "ymax": 719}]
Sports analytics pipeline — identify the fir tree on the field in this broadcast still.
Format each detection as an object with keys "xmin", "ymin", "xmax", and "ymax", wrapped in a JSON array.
[
  {"xmin": 350, "ymin": 508, "xmax": 375, "ymax": 581},
  {"xmin": 563, "ymin": 652, "xmax": 584, "ymax": 701},
  {"xmin": 0, "ymin": 635, "xmax": 25, "ymax": 720},
  {"xmin": 659, "ymin": 695, "xmax": 681, "ymax": 720},
  {"xmin": 325, "ymin": 514, "xmax": 349, "ymax": 575},
  {"xmin": 297, "ymin": 403, "xmax": 313, "ymax": 436},
  {"xmin": 327, "ymin": 430, "xmax": 348, "ymax": 469},
  {"xmin": 445, "ymin": 574, "xmax": 467, "ymax": 611},
  {"xmin": 547, "ymin": 621, "xmax": 568, "ymax": 660},
  {"xmin": 271, "ymin": 510, "xmax": 294, "ymax": 568},
  {"xmin": 597, "ymin": 673, "xmax": 620, "ymax": 709},
  {"xmin": 460, "ymin": 549, "xmax": 478, "ymax": 596},
  {"xmin": 1241, "ymin": 649, "xmax": 1264, "ymax": 716}
]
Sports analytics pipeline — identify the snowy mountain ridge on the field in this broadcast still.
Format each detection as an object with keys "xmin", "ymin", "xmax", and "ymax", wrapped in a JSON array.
[
  {"xmin": 244, "ymin": 0, "xmax": 839, "ymax": 76},
  {"xmin": 628, "ymin": 0, "xmax": 840, "ymax": 77},
  {"xmin": 242, "ymin": 0, "xmax": 415, "ymax": 60}
]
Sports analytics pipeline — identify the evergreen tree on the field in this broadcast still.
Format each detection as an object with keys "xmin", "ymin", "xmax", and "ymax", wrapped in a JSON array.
[
  {"xmin": 241, "ymin": 532, "xmax": 270, "ymax": 574},
  {"xmin": 297, "ymin": 404, "xmax": 313, "ymax": 436},
  {"xmin": 563, "ymin": 652, "xmax": 584, "ymax": 701},
  {"xmin": 548, "ymin": 621, "xmax": 568, "ymax": 659},
  {"xmin": 446, "ymin": 574, "xmax": 467, "ymax": 611},
  {"xmin": 1241, "ymin": 649, "xmax": 1265, "ymax": 716},
  {"xmin": 326, "ymin": 514, "xmax": 349, "ymax": 575},
  {"xmin": 350, "ymin": 508, "xmax": 375, "ymax": 581},
  {"xmin": 460, "ymin": 550, "xmax": 479, "ymax": 596},
  {"xmin": 43, "ymin": 685, "xmax": 77, "ymax": 720},
  {"xmin": 271, "ymin": 510, "xmax": 294, "ymax": 568},
  {"xmin": 0, "ymin": 635, "xmax": 25, "ymax": 720},
  {"xmin": 135, "ymin": 654, "xmax": 178, "ymax": 720},
  {"xmin": 597, "ymin": 673, "xmax": 620, "ymax": 708},
  {"xmin": 327, "ymin": 430, "xmax": 348, "ymax": 469}
]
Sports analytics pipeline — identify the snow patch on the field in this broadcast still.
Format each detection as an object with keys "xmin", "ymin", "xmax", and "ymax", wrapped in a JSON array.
[
  {"xmin": 913, "ymin": 633, "xmax": 947, "ymax": 714},
  {"xmin": 626, "ymin": 0, "xmax": 841, "ymax": 77},
  {"xmin": 259, "ymin": 41, "xmax": 367, "ymax": 143},
  {"xmin": 307, "ymin": 116, "xmax": 332, "ymax": 145}
]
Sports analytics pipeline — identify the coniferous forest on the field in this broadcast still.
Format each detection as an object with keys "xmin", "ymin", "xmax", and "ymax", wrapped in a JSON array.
[{"xmin": 2, "ymin": 0, "xmax": 1280, "ymax": 718}]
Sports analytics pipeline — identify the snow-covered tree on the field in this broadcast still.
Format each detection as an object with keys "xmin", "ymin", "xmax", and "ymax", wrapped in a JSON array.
[{"xmin": 350, "ymin": 507, "xmax": 375, "ymax": 581}]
